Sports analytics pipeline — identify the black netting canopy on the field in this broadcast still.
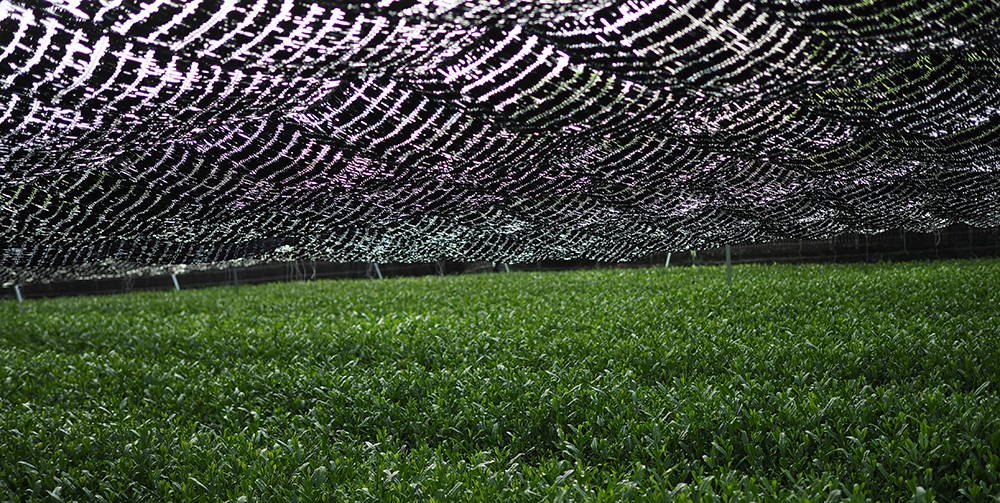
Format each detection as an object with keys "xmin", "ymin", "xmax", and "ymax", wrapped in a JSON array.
[{"xmin": 1, "ymin": 0, "xmax": 999, "ymax": 281}]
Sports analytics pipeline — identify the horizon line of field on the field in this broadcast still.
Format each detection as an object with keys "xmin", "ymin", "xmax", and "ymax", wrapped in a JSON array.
[{"xmin": 4, "ymin": 244, "xmax": 1000, "ymax": 301}]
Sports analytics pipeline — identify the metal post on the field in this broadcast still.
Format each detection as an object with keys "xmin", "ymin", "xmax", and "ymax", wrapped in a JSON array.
[
  {"xmin": 171, "ymin": 274, "xmax": 181, "ymax": 291},
  {"xmin": 665, "ymin": 252, "xmax": 672, "ymax": 267},
  {"xmin": 503, "ymin": 263, "xmax": 510, "ymax": 273},
  {"xmin": 725, "ymin": 245, "xmax": 733, "ymax": 284},
  {"xmin": 14, "ymin": 284, "xmax": 23, "ymax": 302},
  {"xmin": 371, "ymin": 263, "xmax": 383, "ymax": 279}
]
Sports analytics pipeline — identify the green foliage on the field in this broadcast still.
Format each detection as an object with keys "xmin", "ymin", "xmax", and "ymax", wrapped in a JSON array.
[{"xmin": 2, "ymin": 260, "xmax": 999, "ymax": 502}]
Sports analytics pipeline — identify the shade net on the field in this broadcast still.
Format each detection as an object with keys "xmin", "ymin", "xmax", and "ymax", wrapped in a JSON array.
[{"xmin": 1, "ymin": 0, "xmax": 999, "ymax": 282}]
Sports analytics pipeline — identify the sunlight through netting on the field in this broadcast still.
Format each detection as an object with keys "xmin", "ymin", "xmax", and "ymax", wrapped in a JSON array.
[{"xmin": 1, "ymin": 0, "xmax": 999, "ymax": 281}]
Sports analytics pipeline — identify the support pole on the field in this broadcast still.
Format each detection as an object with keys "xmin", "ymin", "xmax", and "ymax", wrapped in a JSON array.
[
  {"xmin": 171, "ymin": 274, "xmax": 181, "ymax": 291},
  {"xmin": 503, "ymin": 263, "xmax": 510, "ymax": 273},
  {"xmin": 725, "ymin": 245, "xmax": 733, "ymax": 284},
  {"xmin": 14, "ymin": 284, "xmax": 23, "ymax": 302},
  {"xmin": 373, "ymin": 263, "xmax": 383, "ymax": 279},
  {"xmin": 665, "ymin": 252, "xmax": 672, "ymax": 267}
]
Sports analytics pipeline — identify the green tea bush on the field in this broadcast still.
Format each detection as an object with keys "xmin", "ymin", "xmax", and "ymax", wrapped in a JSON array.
[{"xmin": 2, "ymin": 260, "xmax": 999, "ymax": 501}]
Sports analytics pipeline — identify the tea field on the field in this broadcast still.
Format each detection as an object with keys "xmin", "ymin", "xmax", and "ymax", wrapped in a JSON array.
[{"xmin": 2, "ymin": 260, "xmax": 999, "ymax": 502}]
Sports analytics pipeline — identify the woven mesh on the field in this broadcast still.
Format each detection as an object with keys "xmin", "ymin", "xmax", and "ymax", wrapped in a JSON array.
[{"xmin": 2, "ymin": 0, "xmax": 999, "ymax": 281}]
